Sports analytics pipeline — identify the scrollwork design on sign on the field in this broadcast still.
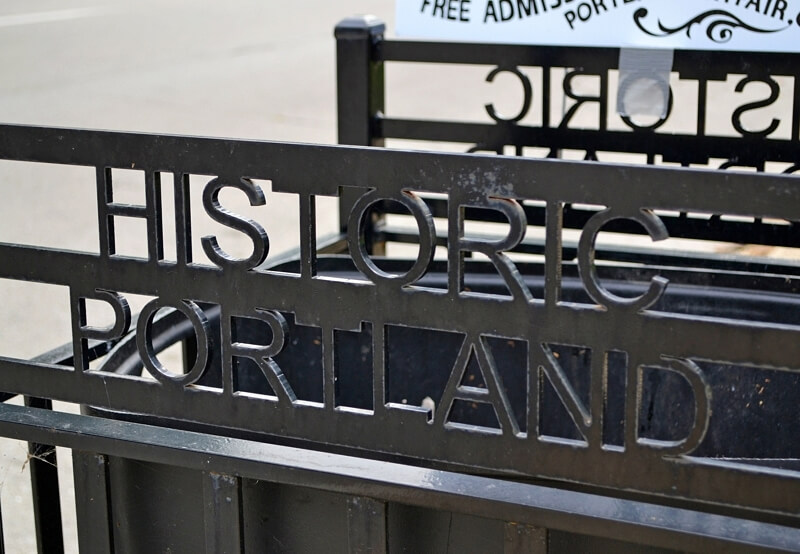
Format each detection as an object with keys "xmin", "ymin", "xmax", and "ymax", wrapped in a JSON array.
[{"xmin": 633, "ymin": 8, "xmax": 789, "ymax": 43}]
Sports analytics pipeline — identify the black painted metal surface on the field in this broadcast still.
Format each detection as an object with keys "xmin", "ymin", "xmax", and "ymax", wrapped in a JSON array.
[
  {"xmin": 0, "ymin": 16, "xmax": 800, "ymax": 553},
  {"xmin": 370, "ymin": 35, "xmax": 800, "ymax": 167},
  {"xmin": 0, "ymin": 121, "xmax": 799, "ymax": 551},
  {"xmin": 3, "ymin": 403, "xmax": 800, "ymax": 553},
  {"xmin": 335, "ymin": 17, "xmax": 800, "ymax": 260}
]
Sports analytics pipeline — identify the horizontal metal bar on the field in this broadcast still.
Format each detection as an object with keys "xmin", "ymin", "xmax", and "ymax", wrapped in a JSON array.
[
  {"xmin": 378, "ymin": 117, "xmax": 800, "ymax": 164},
  {"xmin": 1, "ymin": 339, "xmax": 113, "ymax": 403},
  {"xmin": 376, "ymin": 224, "xmax": 800, "ymax": 278},
  {"xmin": 299, "ymin": 255, "xmax": 800, "ymax": 297},
  {"xmin": 0, "ymin": 124, "xmax": 798, "ymax": 219},
  {"xmin": 380, "ymin": 40, "xmax": 621, "ymax": 67},
  {"xmin": 4, "ymin": 243, "xmax": 800, "ymax": 370},
  {"xmin": 106, "ymin": 203, "xmax": 148, "ymax": 218},
  {"xmin": 0, "ymin": 403, "xmax": 798, "ymax": 553},
  {"xmin": 378, "ymin": 40, "xmax": 800, "ymax": 78},
  {"xmin": 378, "ymin": 189, "xmax": 800, "ymax": 248},
  {"xmin": 3, "ymin": 124, "xmax": 800, "ymax": 518}
]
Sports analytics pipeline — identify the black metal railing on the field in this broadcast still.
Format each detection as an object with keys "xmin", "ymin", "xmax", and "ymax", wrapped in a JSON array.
[
  {"xmin": 0, "ymin": 19, "xmax": 799, "ymax": 552},
  {"xmin": 0, "ymin": 123, "xmax": 799, "ymax": 552},
  {"xmin": 335, "ymin": 17, "xmax": 800, "ymax": 257}
]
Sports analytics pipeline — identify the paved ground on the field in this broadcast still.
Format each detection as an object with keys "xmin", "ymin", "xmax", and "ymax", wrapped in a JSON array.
[{"xmin": 0, "ymin": 2, "xmax": 393, "ymax": 551}]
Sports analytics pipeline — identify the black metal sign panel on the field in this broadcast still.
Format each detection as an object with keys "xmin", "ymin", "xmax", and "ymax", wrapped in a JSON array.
[{"xmin": 1, "ymin": 124, "xmax": 800, "ymax": 518}]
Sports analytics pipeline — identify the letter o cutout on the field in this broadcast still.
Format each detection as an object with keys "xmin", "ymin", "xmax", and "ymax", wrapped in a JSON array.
[
  {"xmin": 136, "ymin": 298, "xmax": 210, "ymax": 386},
  {"xmin": 619, "ymin": 71, "xmax": 674, "ymax": 132},
  {"xmin": 347, "ymin": 189, "xmax": 435, "ymax": 286}
]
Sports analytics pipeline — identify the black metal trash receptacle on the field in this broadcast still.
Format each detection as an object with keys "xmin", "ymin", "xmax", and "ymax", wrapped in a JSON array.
[
  {"xmin": 84, "ymin": 257, "xmax": 800, "ymax": 553},
  {"xmin": 4, "ymin": 10, "xmax": 800, "ymax": 552},
  {"xmin": 2, "ymin": 122, "xmax": 800, "ymax": 552}
]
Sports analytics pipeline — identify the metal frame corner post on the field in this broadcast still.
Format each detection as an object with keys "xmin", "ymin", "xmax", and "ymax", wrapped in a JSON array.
[{"xmin": 335, "ymin": 15, "xmax": 386, "ymax": 243}]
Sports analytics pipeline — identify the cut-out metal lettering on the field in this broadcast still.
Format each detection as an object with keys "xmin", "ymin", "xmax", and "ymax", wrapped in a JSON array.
[
  {"xmin": 619, "ymin": 77, "xmax": 675, "ymax": 132},
  {"xmin": 451, "ymin": 196, "xmax": 532, "ymax": 301},
  {"xmin": 201, "ymin": 176, "xmax": 269, "ymax": 270},
  {"xmin": 633, "ymin": 357, "xmax": 711, "ymax": 455},
  {"xmin": 96, "ymin": 168, "xmax": 164, "ymax": 261},
  {"xmin": 485, "ymin": 66, "xmax": 533, "ymax": 124},
  {"xmin": 137, "ymin": 298, "xmax": 211, "ymax": 386},
  {"xmin": 732, "ymin": 76, "xmax": 781, "ymax": 137},
  {"xmin": 348, "ymin": 189, "xmax": 435, "ymax": 286},
  {"xmin": 559, "ymin": 70, "xmax": 608, "ymax": 131},
  {"xmin": 227, "ymin": 309, "xmax": 294, "ymax": 403},
  {"xmin": 71, "ymin": 289, "xmax": 132, "ymax": 371},
  {"xmin": 3, "ymin": 125, "xmax": 800, "ymax": 517},
  {"xmin": 75, "ymin": 289, "xmax": 131, "ymax": 342},
  {"xmin": 578, "ymin": 208, "xmax": 669, "ymax": 311},
  {"xmin": 537, "ymin": 343, "xmax": 592, "ymax": 443},
  {"xmin": 436, "ymin": 334, "xmax": 521, "ymax": 437}
]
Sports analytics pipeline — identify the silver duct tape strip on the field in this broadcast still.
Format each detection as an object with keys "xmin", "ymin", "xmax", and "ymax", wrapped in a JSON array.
[{"xmin": 617, "ymin": 48, "xmax": 674, "ymax": 119}]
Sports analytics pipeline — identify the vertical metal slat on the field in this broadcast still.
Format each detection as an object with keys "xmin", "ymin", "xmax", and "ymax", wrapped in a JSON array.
[
  {"xmin": 334, "ymin": 15, "xmax": 386, "ymax": 249},
  {"xmin": 25, "ymin": 397, "xmax": 64, "ymax": 554},
  {"xmin": 203, "ymin": 472, "xmax": 243, "ymax": 554},
  {"xmin": 504, "ymin": 522, "xmax": 548, "ymax": 554},
  {"xmin": 72, "ymin": 451, "xmax": 114, "ymax": 554},
  {"xmin": 347, "ymin": 496, "xmax": 387, "ymax": 554}
]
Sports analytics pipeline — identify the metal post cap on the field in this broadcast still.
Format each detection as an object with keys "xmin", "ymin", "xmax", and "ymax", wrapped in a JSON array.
[{"xmin": 335, "ymin": 15, "xmax": 386, "ymax": 39}]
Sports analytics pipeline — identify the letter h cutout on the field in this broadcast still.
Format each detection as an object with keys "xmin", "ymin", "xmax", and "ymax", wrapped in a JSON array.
[{"xmin": 96, "ymin": 167, "xmax": 164, "ymax": 262}]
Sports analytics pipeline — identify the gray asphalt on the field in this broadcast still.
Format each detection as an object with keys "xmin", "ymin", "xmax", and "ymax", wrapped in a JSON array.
[{"xmin": 0, "ymin": 2, "xmax": 393, "ymax": 551}]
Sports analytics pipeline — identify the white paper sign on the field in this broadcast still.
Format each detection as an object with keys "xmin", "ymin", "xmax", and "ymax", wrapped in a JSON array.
[{"xmin": 396, "ymin": 0, "xmax": 800, "ymax": 52}]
